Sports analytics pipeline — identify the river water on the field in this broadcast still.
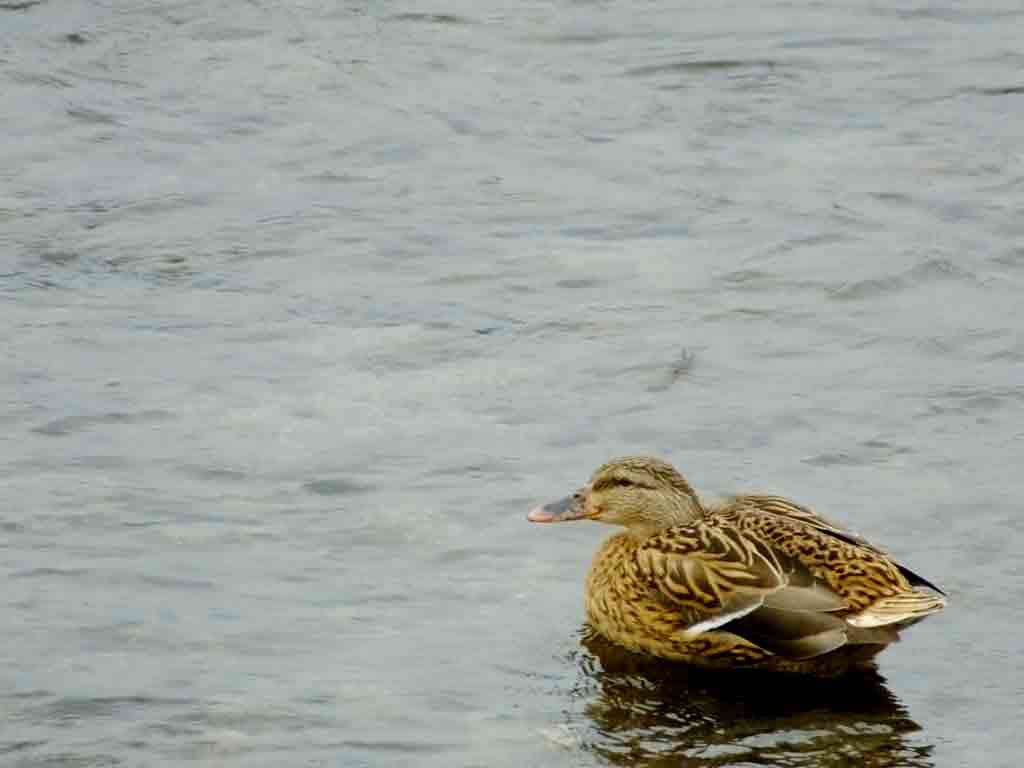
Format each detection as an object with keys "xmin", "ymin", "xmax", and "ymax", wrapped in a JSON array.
[{"xmin": 2, "ymin": 1, "xmax": 1022, "ymax": 766}]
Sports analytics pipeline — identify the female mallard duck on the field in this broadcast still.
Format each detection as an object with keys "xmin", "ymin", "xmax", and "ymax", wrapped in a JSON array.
[{"xmin": 528, "ymin": 456, "xmax": 946, "ymax": 676}]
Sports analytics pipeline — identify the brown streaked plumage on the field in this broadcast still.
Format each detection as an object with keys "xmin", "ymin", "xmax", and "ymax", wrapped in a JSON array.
[{"xmin": 527, "ymin": 456, "xmax": 946, "ymax": 676}]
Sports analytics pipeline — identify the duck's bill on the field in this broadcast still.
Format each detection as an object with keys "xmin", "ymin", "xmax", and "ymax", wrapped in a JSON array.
[{"xmin": 527, "ymin": 494, "xmax": 588, "ymax": 523}]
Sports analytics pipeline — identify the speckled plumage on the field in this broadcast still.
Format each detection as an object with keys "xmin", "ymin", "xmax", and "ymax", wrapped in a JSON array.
[{"xmin": 529, "ymin": 456, "xmax": 946, "ymax": 677}]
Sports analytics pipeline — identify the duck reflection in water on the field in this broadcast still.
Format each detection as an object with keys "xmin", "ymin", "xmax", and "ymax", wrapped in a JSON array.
[{"xmin": 568, "ymin": 627, "xmax": 934, "ymax": 767}]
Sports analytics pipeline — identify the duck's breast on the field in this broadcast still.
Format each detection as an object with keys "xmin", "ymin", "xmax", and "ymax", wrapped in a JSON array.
[{"xmin": 584, "ymin": 534, "xmax": 686, "ymax": 650}]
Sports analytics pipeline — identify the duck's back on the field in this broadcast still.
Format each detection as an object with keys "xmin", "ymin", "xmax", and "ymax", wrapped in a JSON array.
[
  {"xmin": 726, "ymin": 494, "xmax": 945, "ymax": 596},
  {"xmin": 716, "ymin": 498, "xmax": 946, "ymax": 620}
]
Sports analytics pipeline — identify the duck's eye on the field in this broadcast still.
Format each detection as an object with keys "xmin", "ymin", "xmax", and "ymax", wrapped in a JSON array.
[
  {"xmin": 594, "ymin": 476, "xmax": 652, "ymax": 492},
  {"xmin": 605, "ymin": 477, "xmax": 659, "ymax": 492}
]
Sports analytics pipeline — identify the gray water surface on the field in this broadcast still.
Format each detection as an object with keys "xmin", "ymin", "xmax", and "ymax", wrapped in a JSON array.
[{"xmin": 3, "ymin": 1, "xmax": 1023, "ymax": 766}]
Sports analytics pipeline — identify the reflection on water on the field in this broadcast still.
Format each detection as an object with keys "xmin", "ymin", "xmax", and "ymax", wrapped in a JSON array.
[{"xmin": 568, "ymin": 628, "xmax": 933, "ymax": 767}]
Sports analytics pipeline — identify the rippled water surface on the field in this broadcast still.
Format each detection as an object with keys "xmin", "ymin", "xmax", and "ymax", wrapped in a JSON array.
[{"xmin": 3, "ymin": 1, "xmax": 1023, "ymax": 766}]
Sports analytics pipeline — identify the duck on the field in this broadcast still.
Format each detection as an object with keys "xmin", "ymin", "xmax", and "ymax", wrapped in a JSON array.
[{"xmin": 527, "ymin": 456, "xmax": 947, "ymax": 676}]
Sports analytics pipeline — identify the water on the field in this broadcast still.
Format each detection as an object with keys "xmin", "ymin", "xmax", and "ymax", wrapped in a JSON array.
[{"xmin": 2, "ymin": 1, "xmax": 1023, "ymax": 765}]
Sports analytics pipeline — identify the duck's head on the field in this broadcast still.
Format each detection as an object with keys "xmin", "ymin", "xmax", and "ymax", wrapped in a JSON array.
[{"xmin": 527, "ymin": 456, "xmax": 703, "ymax": 537}]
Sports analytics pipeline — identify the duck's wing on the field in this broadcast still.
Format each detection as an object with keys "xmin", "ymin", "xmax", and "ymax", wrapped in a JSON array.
[
  {"xmin": 730, "ymin": 494, "xmax": 946, "ymax": 595},
  {"xmin": 635, "ymin": 521, "xmax": 890, "ymax": 659}
]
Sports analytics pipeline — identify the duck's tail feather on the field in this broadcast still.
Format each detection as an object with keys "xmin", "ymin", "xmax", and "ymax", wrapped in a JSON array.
[{"xmin": 847, "ymin": 590, "xmax": 947, "ymax": 629}]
